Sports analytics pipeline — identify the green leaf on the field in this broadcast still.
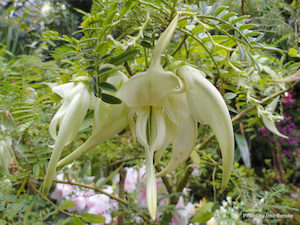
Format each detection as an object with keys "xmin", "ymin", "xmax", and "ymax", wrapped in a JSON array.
[
  {"xmin": 101, "ymin": 93, "xmax": 122, "ymax": 104},
  {"xmin": 99, "ymin": 82, "xmax": 117, "ymax": 92},
  {"xmin": 230, "ymin": 15, "xmax": 250, "ymax": 25},
  {"xmin": 108, "ymin": 48, "xmax": 139, "ymax": 66},
  {"xmin": 214, "ymin": 6, "xmax": 228, "ymax": 16},
  {"xmin": 99, "ymin": 66, "xmax": 114, "ymax": 76},
  {"xmin": 238, "ymin": 43, "xmax": 245, "ymax": 61},
  {"xmin": 225, "ymin": 92, "xmax": 237, "ymax": 100},
  {"xmin": 120, "ymin": 1, "xmax": 137, "ymax": 17},
  {"xmin": 190, "ymin": 151, "xmax": 201, "ymax": 164},
  {"xmin": 245, "ymin": 32, "xmax": 263, "ymax": 37},
  {"xmin": 192, "ymin": 202, "xmax": 215, "ymax": 223},
  {"xmin": 33, "ymin": 164, "xmax": 40, "ymax": 177},
  {"xmin": 253, "ymin": 44, "xmax": 284, "ymax": 54},
  {"xmin": 140, "ymin": 41, "xmax": 152, "ymax": 48},
  {"xmin": 238, "ymin": 24, "xmax": 258, "ymax": 30},
  {"xmin": 0, "ymin": 219, "xmax": 7, "ymax": 225},
  {"xmin": 81, "ymin": 213, "xmax": 106, "ymax": 223},
  {"xmin": 211, "ymin": 2, "xmax": 221, "ymax": 14},
  {"xmin": 59, "ymin": 200, "xmax": 76, "ymax": 210},
  {"xmin": 223, "ymin": 12, "xmax": 236, "ymax": 20},
  {"xmin": 73, "ymin": 216, "xmax": 85, "ymax": 225},
  {"xmin": 90, "ymin": 76, "xmax": 100, "ymax": 97},
  {"xmin": 85, "ymin": 65, "xmax": 96, "ymax": 71},
  {"xmin": 288, "ymin": 48, "xmax": 299, "ymax": 57},
  {"xmin": 235, "ymin": 134, "xmax": 251, "ymax": 168}
]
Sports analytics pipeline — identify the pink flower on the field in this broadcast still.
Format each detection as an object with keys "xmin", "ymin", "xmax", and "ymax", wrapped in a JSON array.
[
  {"xmin": 124, "ymin": 167, "xmax": 139, "ymax": 193},
  {"xmin": 171, "ymin": 197, "xmax": 195, "ymax": 225}
]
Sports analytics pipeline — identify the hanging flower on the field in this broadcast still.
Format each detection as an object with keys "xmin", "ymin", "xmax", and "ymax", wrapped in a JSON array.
[
  {"xmin": 43, "ymin": 78, "xmax": 94, "ymax": 196},
  {"xmin": 119, "ymin": 15, "xmax": 234, "ymax": 220},
  {"xmin": 56, "ymin": 71, "xmax": 128, "ymax": 167},
  {"xmin": 257, "ymin": 96, "xmax": 288, "ymax": 139}
]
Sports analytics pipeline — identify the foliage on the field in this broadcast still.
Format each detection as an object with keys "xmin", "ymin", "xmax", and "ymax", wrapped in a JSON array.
[{"xmin": 0, "ymin": 0, "xmax": 299, "ymax": 225}]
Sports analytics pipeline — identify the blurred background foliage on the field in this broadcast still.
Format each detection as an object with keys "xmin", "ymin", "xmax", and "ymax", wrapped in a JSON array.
[{"xmin": 0, "ymin": 0, "xmax": 299, "ymax": 224}]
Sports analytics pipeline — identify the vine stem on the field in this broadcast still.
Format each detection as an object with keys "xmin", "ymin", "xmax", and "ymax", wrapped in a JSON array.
[
  {"xmin": 177, "ymin": 27, "xmax": 222, "ymax": 83},
  {"xmin": 37, "ymin": 177, "xmax": 150, "ymax": 222},
  {"xmin": 29, "ymin": 182, "xmax": 73, "ymax": 217}
]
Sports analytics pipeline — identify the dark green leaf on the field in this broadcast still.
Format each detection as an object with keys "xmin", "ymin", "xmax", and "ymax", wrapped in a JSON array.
[
  {"xmin": 85, "ymin": 65, "xmax": 96, "ymax": 71},
  {"xmin": 81, "ymin": 213, "xmax": 106, "ymax": 223},
  {"xmin": 90, "ymin": 76, "xmax": 100, "ymax": 97},
  {"xmin": 59, "ymin": 201, "xmax": 76, "ymax": 210},
  {"xmin": 108, "ymin": 48, "xmax": 139, "ymax": 66},
  {"xmin": 140, "ymin": 41, "xmax": 152, "ymax": 48},
  {"xmin": 99, "ymin": 82, "xmax": 117, "ymax": 92},
  {"xmin": 99, "ymin": 67, "xmax": 114, "ymax": 76},
  {"xmin": 101, "ymin": 93, "xmax": 122, "ymax": 104}
]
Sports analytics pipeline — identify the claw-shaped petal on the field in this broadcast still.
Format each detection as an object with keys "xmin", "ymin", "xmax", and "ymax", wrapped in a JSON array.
[
  {"xmin": 57, "ymin": 72, "xmax": 128, "ymax": 167},
  {"xmin": 258, "ymin": 97, "xmax": 288, "ymax": 139},
  {"xmin": 156, "ymin": 94, "xmax": 197, "ymax": 177},
  {"xmin": 145, "ymin": 149, "xmax": 157, "ymax": 220},
  {"xmin": 43, "ymin": 82, "xmax": 90, "ymax": 195},
  {"xmin": 177, "ymin": 65, "xmax": 234, "ymax": 191},
  {"xmin": 150, "ymin": 15, "xmax": 178, "ymax": 69}
]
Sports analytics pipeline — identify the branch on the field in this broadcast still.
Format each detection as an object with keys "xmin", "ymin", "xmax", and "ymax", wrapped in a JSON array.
[{"xmin": 38, "ymin": 177, "xmax": 128, "ymax": 205}]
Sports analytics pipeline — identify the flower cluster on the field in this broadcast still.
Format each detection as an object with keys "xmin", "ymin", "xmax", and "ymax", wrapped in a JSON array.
[{"xmin": 44, "ymin": 14, "xmax": 235, "ymax": 219}]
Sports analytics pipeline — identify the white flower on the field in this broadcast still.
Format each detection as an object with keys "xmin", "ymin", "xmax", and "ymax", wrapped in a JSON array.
[
  {"xmin": 56, "ymin": 71, "xmax": 128, "ymax": 167},
  {"xmin": 43, "ymin": 80, "xmax": 93, "ymax": 196},
  {"xmin": 41, "ymin": 2, "xmax": 52, "ymax": 16},
  {"xmin": 257, "ymin": 96, "xmax": 288, "ymax": 139},
  {"xmin": 119, "ymin": 14, "xmax": 234, "ymax": 220}
]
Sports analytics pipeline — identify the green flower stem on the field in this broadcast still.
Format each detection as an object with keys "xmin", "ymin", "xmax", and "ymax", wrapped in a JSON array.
[
  {"xmin": 197, "ymin": 15, "xmax": 252, "ymax": 47},
  {"xmin": 177, "ymin": 27, "xmax": 222, "ymax": 83},
  {"xmin": 136, "ymin": 0, "xmax": 169, "ymax": 14}
]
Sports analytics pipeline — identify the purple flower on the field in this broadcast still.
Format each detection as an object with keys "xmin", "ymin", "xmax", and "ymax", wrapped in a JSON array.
[
  {"xmin": 283, "ymin": 92, "xmax": 295, "ymax": 105},
  {"xmin": 282, "ymin": 149, "xmax": 292, "ymax": 157}
]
